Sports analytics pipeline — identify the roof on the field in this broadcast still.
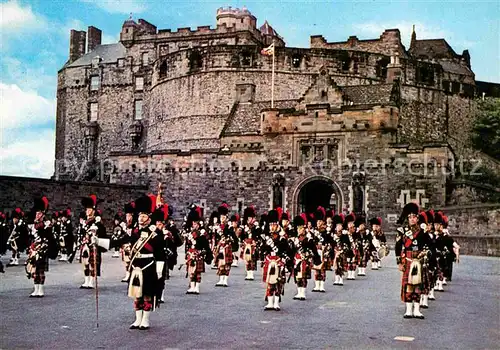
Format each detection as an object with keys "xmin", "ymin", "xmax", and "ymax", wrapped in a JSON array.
[
  {"xmin": 439, "ymin": 60, "xmax": 473, "ymax": 76},
  {"xmin": 259, "ymin": 20, "xmax": 278, "ymax": 36},
  {"xmin": 66, "ymin": 43, "xmax": 126, "ymax": 68},
  {"xmin": 225, "ymin": 100, "xmax": 296, "ymax": 135},
  {"xmin": 341, "ymin": 84, "xmax": 395, "ymax": 105},
  {"xmin": 409, "ymin": 39, "xmax": 458, "ymax": 59}
]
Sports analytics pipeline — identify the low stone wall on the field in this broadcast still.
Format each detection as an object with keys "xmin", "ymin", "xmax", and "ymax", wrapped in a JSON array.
[{"xmin": 0, "ymin": 176, "xmax": 147, "ymax": 230}]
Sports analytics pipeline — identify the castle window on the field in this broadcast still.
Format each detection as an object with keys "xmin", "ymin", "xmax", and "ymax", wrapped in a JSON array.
[
  {"xmin": 189, "ymin": 50, "xmax": 203, "ymax": 71},
  {"xmin": 376, "ymin": 57, "xmax": 389, "ymax": 79},
  {"xmin": 89, "ymin": 103, "xmax": 98, "ymax": 122},
  {"xmin": 135, "ymin": 77, "xmax": 144, "ymax": 91},
  {"xmin": 442, "ymin": 80, "xmax": 450, "ymax": 92},
  {"xmin": 241, "ymin": 52, "xmax": 252, "ymax": 67},
  {"xmin": 90, "ymin": 76, "xmax": 99, "ymax": 91},
  {"xmin": 292, "ymin": 54, "xmax": 301, "ymax": 68},
  {"xmin": 416, "ymin": 65, "xmax": 434, "ymax": 86},
  {"xmin": 134, "ymin": 100, "xmax": 143, "ymax": 120},
  {"xmin": 272, "ymin": 175, "xmax": 285, "ymax": 209},
  {"xmin": 352, "ymin": 173, "xmax": 366, "ymax": 218},
  {"xmin": 117, "ymin": 58, "xmax": 125, "ymax": 67},
  {"xmin": 451, "ymin": 81, "xmax": 461, "ymax": 94},
  {"xmin": 141, "ymin": 52, "xmax": 149, "ymax": 66},
  {"xmin": 159, "ymin": 61, "xmax": 168, "ymax": 78}
]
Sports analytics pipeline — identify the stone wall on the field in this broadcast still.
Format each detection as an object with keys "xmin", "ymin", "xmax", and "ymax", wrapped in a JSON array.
[{"xmin": 0, "ymin": 176, "xmax": 147, "ymax": 230}]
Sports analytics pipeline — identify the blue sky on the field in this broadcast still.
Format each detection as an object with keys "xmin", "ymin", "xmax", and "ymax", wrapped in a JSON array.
[{"xmin": 1, "ymin": 0, "xmax": 499, "ymax": 178}]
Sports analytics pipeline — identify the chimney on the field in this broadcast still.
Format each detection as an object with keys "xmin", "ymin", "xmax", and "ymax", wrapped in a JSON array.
[
  {"xmin": 69, "ymin": 29, "xmax": 87, "ymax": 63},
  {"xmin": 88, "ymin": 26, "xmax": 102, "ymax": 52}
]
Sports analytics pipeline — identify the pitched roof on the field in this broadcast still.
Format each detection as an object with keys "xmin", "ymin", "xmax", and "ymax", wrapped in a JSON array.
[
  {"xmin": 259, "ymin": 20, "xmax": 278, "ymax": 36},
  {"xmin": 409, "ymin": 39, "xmax": 458, "ymax": 59},
  {"xmin": 66, "ymin": 43, "xmax": 126, "ymax": 68}
]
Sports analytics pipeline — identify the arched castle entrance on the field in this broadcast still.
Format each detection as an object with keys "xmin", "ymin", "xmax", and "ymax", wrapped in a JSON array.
[{"xmin": 292, "ymin": 176, "xmax": 343, "ymax": 216}]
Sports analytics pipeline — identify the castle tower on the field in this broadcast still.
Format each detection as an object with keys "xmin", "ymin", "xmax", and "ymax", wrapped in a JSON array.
[
  {"xmin": 216, "ymin": 6, "xmax": 257, "ymax": 31},
  {"xmin": 259, "ymin": 20, "xmax": 285, "ymax": 46},
  {"xmin": 410, "ymin": 24, "xmax": 417, "ymax": 50}
]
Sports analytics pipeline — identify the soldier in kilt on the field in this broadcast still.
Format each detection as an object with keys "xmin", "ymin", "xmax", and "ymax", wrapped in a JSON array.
[
  {"xmin": 333, "ymin": 214, "xmax": 349, "ymax": 285},
  {"xmin": 395, "ymin": 203, "xmax": 432, "ymax": 319},
  {"xmin": 344, "ymin": 212, "xmax": 358, "ymax": 280},
  {"xmin": 7, "ymin": 208, "xmax": 28, "ymax": 267},
  {"xmin": 26, "ymin": 197, "xmax": 56, "ymax": 297},
  {"xmin": 261, "ymin": 209, "xmax": 292, "ymax": 311},
  {"xmin": 240, "ymin": 206, "xmax": 261, "ymax": 281},
  {"xmin": 356, "ymin": 217, "xmax": 370, "ymax": 276},
  {"xmin": 292, "ymin": 214, "xmax": 320, "ymax": 300},
  {"xmin": 127, "ymin": 195, "xmax": 166, "ymax": 330},
  {"xmin": 184, "ymin": 206, "xmax": 213, "ymax": 294},
  {"xmin": 311, "ymin": 206, "xmax": 333, "ymax": 292},
  {"xmin": 79, "ymin": 195, "xmax": 109, "ymax": 289}
]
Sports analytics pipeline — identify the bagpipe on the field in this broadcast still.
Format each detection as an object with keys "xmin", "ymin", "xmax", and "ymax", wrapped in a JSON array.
[{"xmin": 291, "ymin": 237, "xmax": 312, "ymax": 281}]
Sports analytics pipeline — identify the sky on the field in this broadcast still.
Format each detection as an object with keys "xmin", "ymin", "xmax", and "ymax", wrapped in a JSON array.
[{"xmin": 1, "ymin": 0, "xmax": 499, "ymax": 179}]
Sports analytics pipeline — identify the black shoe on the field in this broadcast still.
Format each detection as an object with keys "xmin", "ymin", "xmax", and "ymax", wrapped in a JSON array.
[
  {"xmin": 158, "ymin": 300, "xmax": 165, "ymax": 304},
  {"xmin": 300, "ymin": 297, "xmax": 306, "ymax": 301},
  {"xmin": 421, "ymin": 305, "xmax": 429, "ymax": 309},
  {"xmin": 129, "ymin": 325, "xmax": 139, "ymax": 329},
  {"xmin": 403, "ymin": 314, "xmax": 413, "ymax": 319},
  {"xmin": 139, "ymin": 326, "xmax": 150, "ymax": 330},
  {"xmin": 414, "ymin": 315, "xmax": 425, "ymax": 319}
]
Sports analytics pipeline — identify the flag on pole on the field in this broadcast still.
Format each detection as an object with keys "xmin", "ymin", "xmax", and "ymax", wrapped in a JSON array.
[{"xmin": 260, "ymin": 43, "xmax": 275, "ymax": 56}]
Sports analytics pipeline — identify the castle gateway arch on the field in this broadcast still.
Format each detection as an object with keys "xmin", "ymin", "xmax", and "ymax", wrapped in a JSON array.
[{"xmin": 292, "ymin": 176, "xmax": 343, "ymax": 216}]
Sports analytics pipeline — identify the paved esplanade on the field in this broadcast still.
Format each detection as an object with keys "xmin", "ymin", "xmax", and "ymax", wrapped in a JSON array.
[{"xmin": 1, "ymin": 255, "xmax": 498, "ymax": 349}]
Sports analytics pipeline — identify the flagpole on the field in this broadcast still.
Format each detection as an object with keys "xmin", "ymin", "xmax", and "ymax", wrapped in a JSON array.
[{"xmin": 271, "ymin": 40, "xmax": 275, "ymax": 109}]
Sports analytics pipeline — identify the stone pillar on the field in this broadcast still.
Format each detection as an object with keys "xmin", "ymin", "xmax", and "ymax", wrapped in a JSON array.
[{"xmin": 69, "ymin": 30, "xmax": 86, "ymax": 63}]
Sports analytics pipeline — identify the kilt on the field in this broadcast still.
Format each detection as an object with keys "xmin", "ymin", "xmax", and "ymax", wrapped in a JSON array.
[
  {"xmin": 186, "ymin": 248, "xmax": 205, "ymax": 276},
  {"xmin": 245, "ymin": 259, "xmax": 256, "ymax": 271},
  {"xmin": 335, "ymin": 253, "xmax": 345, "ymax": 276},
  {"xmin": 215, "ymin": 244, "xmax": 233, "ymax": 267},
  {"xmin": 128, "ymin": 259, "xmax": 159, "ymax": 299},
  {"xmin": 265, "ymin": 278, "xmax": 285, "ymax": 299},
  {"xmin": 401, "ymin": 251, "xmax": 423, "ymax": 302}
]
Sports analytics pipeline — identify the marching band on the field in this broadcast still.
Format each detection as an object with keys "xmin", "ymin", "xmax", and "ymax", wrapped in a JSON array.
[{"xmin": 0, "ymin": 187, "xmax": 461, "ymax": 328}]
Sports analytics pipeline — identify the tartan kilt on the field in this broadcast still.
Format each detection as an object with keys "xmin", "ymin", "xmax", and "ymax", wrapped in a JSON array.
[
  {"xmin": 186, "ymin": 249, "xmax": 205, "ymax": 274},
  {"xmin": 246, "ymin": 259, "xmax": 257, "ymax": 271},
  {"xmin": 401, "ymin": 251, "xmax": 423, "ymax": 301},
  {"xmin": 335, "ymin": 253, "xmax": 346, "ymax": 276}
]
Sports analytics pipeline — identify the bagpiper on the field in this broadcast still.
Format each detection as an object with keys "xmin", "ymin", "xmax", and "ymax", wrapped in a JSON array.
[
  {"xmin": 240, "ymin": 206, "xmax": 260, "ymax": 281},
  {"xmin": 356, "ymin": 217, "xmax": 370, "ymax": 276},
  {"xmin": 111, "ymin": 211, "xmax": 124, "ymax": 258},
  {"xmin": 311, "ymin": 206, "xmax": 334, "ymax": 292},
  {"xmin": 58, "ymin": 209, "xmax": 73, "ymax": 262},
  {"xmin": 344, "ymin": 212, "xmax": 359, "ymax": 280},
  {"xmin": 292, "ymin": 214, "xmax": 320, "ymax": 300},
  {"xmin": 184, "ymin": 206, "xmax": 213, "ymax": 294},
  {"xmin": 261, "ymin": 209, "xmax": 292, "ymax": 311},
  {"xmin": 79, "ymin": 195, "xmax": 109, "ymax": 289},
  {"xmin": 333, "ymin": 214, "xmax": 349, "ymax": 285},
  {"xmin": 434, "ymin": 211, "xmax": 455, "ymax": 292},
  {"xmin": 395, "ymin": 203, "xmax": 432, "ymax": 319},
  {"xmin": 368, "ymin": 217, "xmax": 388, "ymax": 270},
  {"xmin": 208, "ymin": 210, "xmax": 220, "ymax": 269},
  {"xmin": 127, "ymin": 194, "xmax": 166, "ymax": 330},
  {"xmin": 213, "ymin": 205, "xmax": 238, "ymax": 287},
  {"xmin": 6, "ymin": 208, "xmax": 28, "ymax": 267},
  {"xmin": 25, "ymin": 197, "xmax": 57, "ymax": 297}
]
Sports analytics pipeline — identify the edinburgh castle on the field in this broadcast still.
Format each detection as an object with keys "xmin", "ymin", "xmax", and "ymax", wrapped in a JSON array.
[{"xmin": 22, "ymin": 6, "xmax": 496, "ymax": 238}]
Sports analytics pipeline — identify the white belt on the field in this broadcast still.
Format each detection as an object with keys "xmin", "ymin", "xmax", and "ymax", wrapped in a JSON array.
[{"xmin": 136, "ymin": 253, "xmax": 154, "ymax": 259}]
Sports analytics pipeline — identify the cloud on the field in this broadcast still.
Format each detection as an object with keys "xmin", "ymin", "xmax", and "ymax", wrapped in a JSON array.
[
  {"xmin": 80, "ymin": 0, "xmax": 147, "ymax": 14},
  {"xmin": 0, "ymin": 127, "xmax": 55, "ymax": 178},
  {"xmin": 102, "ymin": 33, "xmax": 119, "ymax": 45},
  {"xmin": 0, "ymin": 0, "xmax": 46, "ymax": 31},
  {"xmin": 0, "ymin": 83, "xmax": 56, "ymax": 130},
  {"xmin": 0, "ymin": 56, "xmax": 57, "ymax": 97}
]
